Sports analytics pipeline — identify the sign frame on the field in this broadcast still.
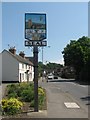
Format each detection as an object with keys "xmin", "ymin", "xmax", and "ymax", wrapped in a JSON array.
[{"xmin": 25, "ymin": 13, "xmax": 47, "ymax": 41}]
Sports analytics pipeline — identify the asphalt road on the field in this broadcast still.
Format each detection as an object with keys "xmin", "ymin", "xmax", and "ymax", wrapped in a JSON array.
[
  {"xmin": 47, "ymin": 78, "xmax": 88, "ymax": 109},
  {"xmin": 39, "ymin": 77, "xmax": 89, "ymax": 118},
  {"xmin": 0, "ymin": 79, "xmax": 89, "ymax": 119}
]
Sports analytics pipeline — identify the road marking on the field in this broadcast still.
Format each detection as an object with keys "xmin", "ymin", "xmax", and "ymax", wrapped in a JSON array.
[
  {"xmin": 70, "ymin": 82, "xmax": 87, "ymax": 88},
  {"xmin": 57, "ymin": 88, "xmax": 61, "ymax": 89},
  {"xmin": 77, "ymin": 85, "xmax": 87, "ymax": 87},
  {"xmin": 64, "ymin": 102, "xmax": 80, "ymax": 108}
]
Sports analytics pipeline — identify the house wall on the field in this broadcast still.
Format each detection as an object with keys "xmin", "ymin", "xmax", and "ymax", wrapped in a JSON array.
[
  {"xmin": 29, "ymin": 65, "xmax": 34, "ymax": 81},
  {"xmin": 19, "ymin": 63, "xmax": 27, "ymax": 82},
  {"xmin": 19, "ymin": 63, "xmax": 34, "ymax": 82},
  {"xmin": 2, "ymin": 51, "xmax": 19, "ymax": 82}
]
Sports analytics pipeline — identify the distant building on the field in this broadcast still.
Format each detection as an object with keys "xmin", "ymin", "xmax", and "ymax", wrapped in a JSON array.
[{"xmin": 1, "ymin": 47, "xmax": 34, "ymax": 83}]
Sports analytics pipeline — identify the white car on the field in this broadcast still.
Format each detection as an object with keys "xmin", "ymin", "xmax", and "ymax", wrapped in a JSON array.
[
  {"xmin": 47, "ymin": 74, "xmax": 54, "ymax": 82},
  {"xmin": 48, "ymin": 74, "xmax": 54, "ymax": 79}
]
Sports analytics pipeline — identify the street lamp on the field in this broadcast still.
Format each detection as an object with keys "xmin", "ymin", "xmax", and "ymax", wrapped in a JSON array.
[{"xmin": 42, "ymin": 46, "xmax": 50, "ymax": 81}]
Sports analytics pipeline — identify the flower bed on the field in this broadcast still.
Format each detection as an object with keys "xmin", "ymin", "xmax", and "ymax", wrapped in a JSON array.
[{"xmin": 1, "ymin": 83, "xmax": 47, "ymax": 116}]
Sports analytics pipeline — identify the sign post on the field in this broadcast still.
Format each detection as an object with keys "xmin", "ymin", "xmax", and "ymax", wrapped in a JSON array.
[
  {"xmin": 25, "ymin": 13, "xmax": 47, "ymax": 112},
  {"xmin": 33, "ymin": 46, "xmax": 38, "ymax": 112}
]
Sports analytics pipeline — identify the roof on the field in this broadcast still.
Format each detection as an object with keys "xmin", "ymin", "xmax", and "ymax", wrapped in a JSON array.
[
  {"xmin": 25, "ymin": 57, "xmax": 34, "ymax": 64},
  {"xmin": 2, "ymin": 50, "xmax": 33, "ymax": 66}
]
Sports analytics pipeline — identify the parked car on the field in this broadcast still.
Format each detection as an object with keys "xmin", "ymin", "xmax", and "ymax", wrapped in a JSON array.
[
  {"xmin": 54, "ymin": 75, "xmax": 58, "ymax": 79},
  {"xmin": 47, "ymin": 74, "xmax": 54, "ymax": 79}
]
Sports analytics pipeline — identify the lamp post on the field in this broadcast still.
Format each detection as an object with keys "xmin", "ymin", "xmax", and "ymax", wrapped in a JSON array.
[{"xmin": 42, "ymin": 46, "xmax": 50, "ymax": 81}]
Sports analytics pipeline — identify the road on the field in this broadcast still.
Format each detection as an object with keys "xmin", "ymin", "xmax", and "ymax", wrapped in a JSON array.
[
  {"xmin": 39, "ymin": 77, "xmax": 89, "ymax": 118},
  {"xmin": 47, "ymin": 78, "xmax": 89, "ymax": 109},
  {"xmin": 0, "ymin": 79, "xmax": 89, "ymax": 119}
]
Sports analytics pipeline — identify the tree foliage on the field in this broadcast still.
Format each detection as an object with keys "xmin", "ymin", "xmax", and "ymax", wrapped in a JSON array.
[
  {"xmin": 62, "ymin": 36, "xmax": 90, "ymax": 82},
  {"xmin": 38, "ymin": 62, "xmax": 63, "ymax": 76}
]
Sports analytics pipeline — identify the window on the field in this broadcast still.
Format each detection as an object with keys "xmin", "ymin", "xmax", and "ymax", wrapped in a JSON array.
[
  {"xmin": 22, "ymin": 73, "xmax": 24, "ymax": 80},
  {"xmin": 25, "ymin": 64, "xmax": 27, "ymax": 69},
  {"xmin": 22, "ymin": 64, "xmax": 24, "ymax": 69},
  {"xmin": 31, "ymin": 66, "xmax": 32, "ymax": 70},
  {"xmin": 25, "ymin": 73, "xmax": 27, "ymax": 80}
]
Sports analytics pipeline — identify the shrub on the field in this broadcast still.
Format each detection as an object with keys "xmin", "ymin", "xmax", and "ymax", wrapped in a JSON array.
[
  {"xmin": 7, "ymin": 84, "xmax": 18, "ymax": 98},
  {"xmin": 38, "ymin": 88, "xmax": 45, "ymax": 109},
  {"xmin": 2, "ymin": 98, "xmax": 23, "ymax": 115},
  {"xmin": 7, "ymin": 83, "xmax": 34, "ymax": 102},
  {"xmin": 8, "ymin": 92, "xmax": 18, "ymax": 98},
  {"xmin": 21, "ymin": 88, "xmax": 34, "ymax": 102},
  {"xmin": 6, "ymin": 83, "xmax": 46, "ymax": 110},
  {"xmin": 30, "ymin": 100, "xmax": 34, "ymax": 107},
  {"xmin": 38, "ymin": 87, "xmax": 45, "ymax": 96}
]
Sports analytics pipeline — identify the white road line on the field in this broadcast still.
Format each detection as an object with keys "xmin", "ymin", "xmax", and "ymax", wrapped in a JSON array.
[
  {"xmin": 64, "ymin": 102, "xmax": 80, "ymax": 108},
  {"xmin": 69, "ymin": 82, "xmax": 87, "ymax": 87},
  {"xmin": 77, "ymin": 85, "xmax": 87, "ymax": 87}
]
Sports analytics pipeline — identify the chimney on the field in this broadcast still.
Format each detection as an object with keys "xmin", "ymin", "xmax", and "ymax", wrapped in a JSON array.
[
  {"xmin": 9, "ymin": 47, "xmax": 16, "ymax": 55},
  {"xmin": 19, "ymin": 51, "xmax": 25, "ymax": 58}
]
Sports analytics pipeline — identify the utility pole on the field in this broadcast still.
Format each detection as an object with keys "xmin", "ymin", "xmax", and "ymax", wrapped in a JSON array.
[{"xmin": 42, "ymin": 46, "xmax": 50, "ymax": 82}]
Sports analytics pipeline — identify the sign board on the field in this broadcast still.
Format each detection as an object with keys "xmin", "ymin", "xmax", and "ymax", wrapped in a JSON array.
[
  {"xmin": 25, "ymin": 13, "xmax": 46, "ymax": 41},
  {"xmin": 25, "ymin": 40, "xmax": 47, "ymax": 46}
]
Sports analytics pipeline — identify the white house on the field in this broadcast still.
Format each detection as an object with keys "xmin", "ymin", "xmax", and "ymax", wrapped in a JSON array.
[{"xmin": 2, "ymin": 47, "xmax": 34, "ymax": 82}]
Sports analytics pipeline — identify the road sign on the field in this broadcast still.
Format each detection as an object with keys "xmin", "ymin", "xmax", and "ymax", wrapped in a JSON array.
[
  {"xmin": 24, "ymin": 13, "xmax": 47, "ymax": 112},
  {"xmin": 25, "ymin": 40, "xmax": 47, "ymax": 46},
  {"xmin": 25, "ymin": 13, "xmax": 46, "ymax": 41}
]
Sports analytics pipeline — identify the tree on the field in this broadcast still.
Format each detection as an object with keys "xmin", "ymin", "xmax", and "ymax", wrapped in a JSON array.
[
  {"xmin": 38, "ymin": 62, "xmax": 45, "ymax": 77},
  {"xmin": 62, "ymin": 36, "xmax": 90, "ymax": 82},
  {"xmin": 38, "ymin": 62, "xmax": 63, "ymax": 77}
]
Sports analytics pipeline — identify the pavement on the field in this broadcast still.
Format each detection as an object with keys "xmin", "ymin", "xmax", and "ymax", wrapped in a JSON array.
[{"xmin": 27, "ymin": 110, "xmax": 47, "ymax": 118}]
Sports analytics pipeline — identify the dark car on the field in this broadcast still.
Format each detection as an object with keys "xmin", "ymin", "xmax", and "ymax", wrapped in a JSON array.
[{"xmin": 54, "ymin": 76, "xmax": 58, "ymax": 79}]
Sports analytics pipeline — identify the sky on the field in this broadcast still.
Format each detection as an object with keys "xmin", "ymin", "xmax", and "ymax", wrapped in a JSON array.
[{"xmin": 1, "ymin": 2, "xmax": 88, "ymax": 65}]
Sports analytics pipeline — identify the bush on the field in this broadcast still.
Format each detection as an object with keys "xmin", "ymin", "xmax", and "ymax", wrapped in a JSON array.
[
  {"xmin": 38, "ymin": 87, "xmax": 45, "ymax": 109},
  {"xmin": 7, "ymin": 84, "xmax": 19, "ymax": 98},
  {"xmin": 6, "ymin": 83, "xmax": 46, "ymax": 110},
  {"xmin": 38, "ymin": 95, "xmax": 45, "ymax": 109},
  {"xmin": 7, "ymin": 83, "xmax": 34, "ymax": 102},
  {"xmin": 8, "ymin": 92, "xmax": 18, "ymax": 98},
  {"xmin": 30, "ymin": 100, "xmax": 34, "ymax": 107},
  {"xmin": 2, "ymin": 98, "xmax": 23, "ymax": 115},
  {"xmin": 21, "ymin": 88, "xmax": 34, "ymax": 102},
  {"xmin": 38, "ymin": 87, "xmax": 45, "ymax": 96}
]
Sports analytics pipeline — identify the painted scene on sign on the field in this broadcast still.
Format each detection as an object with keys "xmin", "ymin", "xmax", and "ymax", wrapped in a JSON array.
[{"xmin": 25, "ymin": 13, "xmax": 46, "ymax": 41}]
